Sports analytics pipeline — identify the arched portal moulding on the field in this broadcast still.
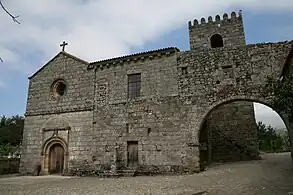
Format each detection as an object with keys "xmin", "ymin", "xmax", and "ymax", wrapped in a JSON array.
[
  {"xmin": 41, "ymin": 136, "xmax": 69, "ymax": 175},
  {"xmin": 197, "ymin": 95, "xmax": 290, "ymax": 133}
]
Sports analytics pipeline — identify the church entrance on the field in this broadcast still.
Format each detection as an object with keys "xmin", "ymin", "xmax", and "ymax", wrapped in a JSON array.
[
  {"xmin": 49, "ymin": 143, "xmax": 64, "ymax": 174},
  {"xmin": 127, "ymin": 141, "xmax": 138, "ymax": 168}
]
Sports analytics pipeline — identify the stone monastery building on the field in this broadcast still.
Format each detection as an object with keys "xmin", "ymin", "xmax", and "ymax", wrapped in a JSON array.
[{"xmin": 20, "ymin": 10, "xmax": 293, "ymax": 175}]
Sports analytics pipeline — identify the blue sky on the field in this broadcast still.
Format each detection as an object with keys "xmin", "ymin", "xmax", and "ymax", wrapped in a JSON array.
[{"xmin": 0, "ymin": 1, "xmax": 292, "ymax": 128}]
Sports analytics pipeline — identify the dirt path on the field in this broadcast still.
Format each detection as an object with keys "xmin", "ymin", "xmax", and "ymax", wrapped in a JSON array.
[{"xmin": 0, "ymin": 152, "xmax": 292, "ymax": 195}]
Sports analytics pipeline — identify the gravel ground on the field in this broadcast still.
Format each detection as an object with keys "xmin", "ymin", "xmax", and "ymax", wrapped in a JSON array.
[{"xmin": 0, "ymin": 152, "xmax": 293, "ymax": 195}]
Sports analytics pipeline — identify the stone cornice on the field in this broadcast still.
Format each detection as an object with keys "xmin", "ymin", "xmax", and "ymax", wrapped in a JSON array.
[
  {"xmin": 25, "ymin": 107, "xmax": 93, "ymax": 117},
  {"xmin": 42, "ymin": 127, "xmax": 71, "ymax": 131}
]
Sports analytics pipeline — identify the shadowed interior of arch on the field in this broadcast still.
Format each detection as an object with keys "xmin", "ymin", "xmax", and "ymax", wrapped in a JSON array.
[
  {"xmin": 210, "ymin": 34, "xmax": 224, "ymax": 48},
  {"xmin": 198, "ymin": 100, "xmax": 289, "ymax": 171}
]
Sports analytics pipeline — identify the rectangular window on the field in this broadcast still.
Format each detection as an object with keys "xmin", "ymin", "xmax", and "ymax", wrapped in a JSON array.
[{"xmin": 127, "ymin": 73, "xmax": 141, "ymax": 98}]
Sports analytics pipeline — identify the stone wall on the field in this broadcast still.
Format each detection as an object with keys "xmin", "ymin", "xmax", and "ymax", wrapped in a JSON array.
[
  {"xmin": 88, "ymin": 51, "xmax": 194, "ymax": 174},
  {"xmin": 19, "ymin": 111, "xmax": 93, "ymax": 175},
  {"xmin": 26, "ymin": 52, "xmax": 94, "ymax": 116},
  {"xmin": 205, "ymin": 101, "xmax": 258, "ymax": 162},
  {"xmin": 177, "ymin": 41, "xmax": 293, "ymax": 170},
  {"xmin": 90, "ymin": 97, "xmax": 192, "ymax": 175},
  {"xmin": 0, "ymin": 158, "xmax": 20, "ymax": 175},
  {"xmin": 21, "ymin": 52, "xmax": 95, "ymax": 175},
  {"xmin": 92, "ymin": 49, "xmax": 179, "ymax": 105},
  {"xmin": 177, "ymin": 42, "xmax": 292, "ymax": 101}
]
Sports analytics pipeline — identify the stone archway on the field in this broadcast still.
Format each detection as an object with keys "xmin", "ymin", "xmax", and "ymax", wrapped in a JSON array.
[
  {"xmin": 41, "ymin": 136, "xmax": 69, "ymax": 175},
  {"xmin": 197, "ymin": 96, "xmax": 290, "ymax": 137},
  {"xmin": 176, "ymin": 38, "xmax": 293, "ymax": 173},
  {"xmin": 196, "ymin": 95, "xmax": 292, "ymax": 170}
]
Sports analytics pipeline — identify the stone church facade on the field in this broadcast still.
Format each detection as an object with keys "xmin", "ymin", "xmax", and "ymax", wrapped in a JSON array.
[{"xmin": 20, "ymin": 11, "xmax": 293, "ymax": 176}]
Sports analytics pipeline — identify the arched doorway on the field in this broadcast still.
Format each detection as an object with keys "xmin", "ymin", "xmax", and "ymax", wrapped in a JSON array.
[
  {"xmin": 41, "ymin": 136, "xmax": 68, "ymax": 175},
  {"xmin": 199, "ymin": 120, "xmax": 210, "ymax": 171},
  {"xmin": 49, "ymin": 143, "xmax": 65, "ymax": 174}
]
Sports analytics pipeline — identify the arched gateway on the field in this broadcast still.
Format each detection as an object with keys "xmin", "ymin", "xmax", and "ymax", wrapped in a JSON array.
[
  {"xmin": 177, "ymin": 35, "xmax": 293, "ymax": 171},
  {"xmin": 197, "ymin": 96, "xmax": 291, "ymax": 169}
]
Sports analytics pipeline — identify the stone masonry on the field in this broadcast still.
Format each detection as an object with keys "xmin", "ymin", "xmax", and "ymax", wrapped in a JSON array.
[
  {"xmin": 203, "ymin": 102, "xmax": 258, "ymax": 164},
  {"xmin": 20, "ymin": 11, "xmax": 293, "ymax": 176}
]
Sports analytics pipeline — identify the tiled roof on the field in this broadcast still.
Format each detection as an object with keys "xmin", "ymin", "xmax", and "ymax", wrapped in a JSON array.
[{"xmin": 88, "ymin": 47, "xmax": 180, "ymax": 69}]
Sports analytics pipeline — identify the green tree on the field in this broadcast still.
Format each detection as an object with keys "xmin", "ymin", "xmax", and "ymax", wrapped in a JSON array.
[
  {"xmin": 0, "ymin": 115, "xmax": 24, "ymax": 156},
  {"xmin": 262, "ymin": 64, "xmax": 293, "ymax": 153},
  {"xmin": 256, "ymin": 121, "xmax": 287, "ymax": 152},
  {"xmin": 0, "ymin": 115, "xmax": 24, "ymax": 145},
  {"xmin": 263, "ymin": 73, "xmax": 293, "ymax": 121}
]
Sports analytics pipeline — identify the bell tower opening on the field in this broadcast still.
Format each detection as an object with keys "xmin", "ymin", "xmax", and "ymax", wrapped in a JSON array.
[{"xmin": 210, "ymin": 34, "xmax": 224, "ymax": 48}]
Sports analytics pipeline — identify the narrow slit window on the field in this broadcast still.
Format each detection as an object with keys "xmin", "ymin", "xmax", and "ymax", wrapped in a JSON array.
[
  {"xmin": 126, "ymin": 123, "xmax": 129, "ymax": 134},
  {"xmin": 182, "ymin": 67, "xmax": 188, "ymax": 75}
]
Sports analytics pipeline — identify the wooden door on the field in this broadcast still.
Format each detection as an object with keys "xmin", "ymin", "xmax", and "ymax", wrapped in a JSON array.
[
  {"xmin": 49, "ymin": 144, "xmax": 64, "ymax": 174},
  {"xmin": 127, "ymin": 141, "xmax": 138, "ymax": 167},
  {"xmin": 199, "ymin": 120, "xmax": 209, "ymax": 171}
]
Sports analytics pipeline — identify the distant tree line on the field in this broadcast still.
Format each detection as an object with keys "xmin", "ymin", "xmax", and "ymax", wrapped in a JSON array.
[
  {"xmin": 257, "ymin": 121, "xmax": 290, "ymax": 153},
  {"xmin": 0, "ymin": 115, "xmax": 24, "ymax": 156}
]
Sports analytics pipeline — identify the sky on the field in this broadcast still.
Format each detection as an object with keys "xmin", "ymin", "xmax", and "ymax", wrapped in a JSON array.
[{"xmin": 0, "ymin": 0, "xmax": 292, "ymax": 129}]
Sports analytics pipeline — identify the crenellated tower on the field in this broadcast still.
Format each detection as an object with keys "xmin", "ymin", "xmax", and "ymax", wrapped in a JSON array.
[{"xmin": 188, "ymin": 11, "xmax": 246, "ymax": 50}]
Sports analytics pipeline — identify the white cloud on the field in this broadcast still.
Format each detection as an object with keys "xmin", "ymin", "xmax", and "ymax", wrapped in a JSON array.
[
  {"xmin": 0, "ymin": 0, "xmax": 291, "ymax": 122},
  {"xmin": 254, "ymin": 103, "xmax": 286, "ymax": 129},
  {"xmin": 1, "ymin": 0, "xmax": 293, "ymax": 79}
]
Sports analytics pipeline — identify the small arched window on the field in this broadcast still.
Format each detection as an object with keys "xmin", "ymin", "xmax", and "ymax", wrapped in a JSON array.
[{"xmin": 210, "ymin": 34, "xmax": 224, "ymax": 48}]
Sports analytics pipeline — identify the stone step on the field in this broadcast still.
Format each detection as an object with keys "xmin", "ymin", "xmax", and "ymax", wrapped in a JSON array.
[
  {"xmin": 117, "ymin": 169, "xmax": 136, "ymax": 177},
  {"xmin": 100, "ymin": 169, "xmax": 136, "ymax": 178},
  {"xmin": 99, "ymin": 170, "xmax": 120, "ymax": 178}
]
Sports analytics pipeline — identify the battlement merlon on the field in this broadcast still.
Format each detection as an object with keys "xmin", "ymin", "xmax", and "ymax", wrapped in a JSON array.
[{"xmin": 188, "ymin": 10, "xmax": 243, "ymax": 29}]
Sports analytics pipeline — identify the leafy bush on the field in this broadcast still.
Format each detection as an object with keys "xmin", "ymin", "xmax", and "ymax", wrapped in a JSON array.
[
  {"xmin": 257, "ymin": 121, "xmax": 289, "ymax": 153},
  {"xmin": 0, "ymin": 115, "xmax": 24, "ymax": 157}
]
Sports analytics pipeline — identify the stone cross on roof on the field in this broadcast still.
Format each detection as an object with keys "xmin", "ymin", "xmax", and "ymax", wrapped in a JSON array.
[{"xmin": 60, "ymin": 41, "xmax": 68, "ymax": 52}]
